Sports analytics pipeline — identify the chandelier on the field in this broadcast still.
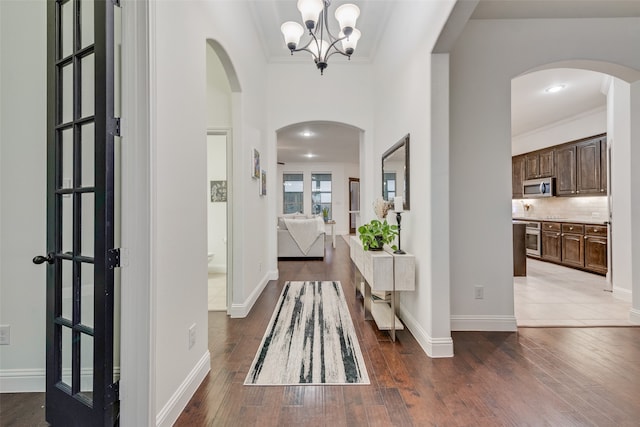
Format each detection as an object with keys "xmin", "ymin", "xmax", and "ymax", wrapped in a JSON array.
[{"xmin": 280, "ymin": 0, "xmax": 361, "ymax": 75}]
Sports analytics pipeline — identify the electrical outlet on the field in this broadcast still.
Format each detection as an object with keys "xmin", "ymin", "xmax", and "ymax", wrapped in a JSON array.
[
  {"xmin": 474, "ymin": 285, "xmax": 484, "ymax": 299},
  {"xmin": 188, "ymin": 324, "xmax": 196, "ymax": 349},
  {"xmin": 0, "ymin": 325, "xmax": 10, "ymax": 345}
]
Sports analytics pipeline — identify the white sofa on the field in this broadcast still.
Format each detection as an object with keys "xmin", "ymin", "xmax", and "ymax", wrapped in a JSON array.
[{"xmin": 277, "ymin": 215, "xmax": 325, "ymax": 260}]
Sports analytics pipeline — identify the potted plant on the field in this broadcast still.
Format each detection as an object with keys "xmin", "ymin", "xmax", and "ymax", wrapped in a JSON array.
[
  {"xmin": 358, "ymin": 219, "xmax": 398, "ymax": 251},
  {"xmin": 322, "ymin": 207, "xmax": 329, "ymax": 221}
]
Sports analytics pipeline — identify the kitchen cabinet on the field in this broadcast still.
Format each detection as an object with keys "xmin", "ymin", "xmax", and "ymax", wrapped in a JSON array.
[
  {"xmin": 555, "ymin": 145, "xmax": 577, "ymax": 195},
  {"xmin": 561, "ymin": 223, "xmax": 584, "ymax": 268},
  {"xmin": 512, "ymin": 155, "xmax": 525, "ymax": 199},
  {"xmin": 585, "ymin": 225, "xmax": 608, "ymax": 274},
  {"xmin": 600, "ymin": 137, "xmax": 608, "ymax": 194},
  {"xmin": 541, "ymin": 222, "xmax": 561, "ymax": 263},
  {"xmin": 512, "ymin": 133, "xmax": 607, "ymax": 199},
  {"xmin": 576, "ymin": 138, "xmax": 601, "ymax": 195},
  {"xmin": 525, "ymin": 149, "xmax": 554, "ymax": 180}
]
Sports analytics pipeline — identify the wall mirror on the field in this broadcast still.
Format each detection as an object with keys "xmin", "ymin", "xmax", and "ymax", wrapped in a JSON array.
[{"xmin": 382, "ymin": 134, "xmax": 410, "ymax": 210}]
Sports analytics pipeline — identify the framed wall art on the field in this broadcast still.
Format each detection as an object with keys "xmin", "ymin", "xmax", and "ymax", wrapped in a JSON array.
[
  {"xmin": 210, "ymin": 180, "xmax": 227, "ymax": 202},
  {"xmin": 261, "ymin": 170, "xmax": 267, "ymax": 196}
]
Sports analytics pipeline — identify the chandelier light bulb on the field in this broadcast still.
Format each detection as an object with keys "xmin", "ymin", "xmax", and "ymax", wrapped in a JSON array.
[
  {"xmin": 297, "ymin": 0, "xmax": 324, "ymax": 30},
  {"xmin": 335, "ymin": 3, "xmax": 360, "ymax": 35},
  {"xmin": 339, "ymin": 28, "xmax": 361, "ymax": 55},
  {"xmin": 281, "ymin": 21, "xmax": 304, "ymax": 50}
]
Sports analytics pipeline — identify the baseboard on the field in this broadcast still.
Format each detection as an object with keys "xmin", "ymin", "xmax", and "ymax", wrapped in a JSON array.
[
  {"xmin": 155, "ymin": 351, "xmax": 210, "ymax": 427},
  {"xmin": 450, "ymin": 315, "xmax": 518, "ymax": 332},
  {"xmin": 229, "ymin": 269, "xmax": 277, "ymax": 318},
  {"xmin": 0, "ymin": 367, "xmax": 121, "ymax": 393},
  {"xmin": 613, "ymin": 286, "xmax": 632, "ymax": 302},
  {"xmin": 207, "ymin": 264, "xmax": 227, "ymax": 274},
  {"xmin": 0, "ymin": 369, "xmax": 45, "ymax": 393},
  {"xmin": 399, "ymin": 304, "xmax": 454, "ymax": 358},
  {"xmin": 630, "ymin": 308, "xmax": 640, "ymax": 324}
]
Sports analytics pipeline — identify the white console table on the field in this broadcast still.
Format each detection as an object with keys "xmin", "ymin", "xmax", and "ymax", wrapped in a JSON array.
[{"xmin": 350, "ymin": 236, "xmax": 415, "ymax": 341}]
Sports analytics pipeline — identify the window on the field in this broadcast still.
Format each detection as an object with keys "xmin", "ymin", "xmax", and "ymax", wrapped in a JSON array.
[
  {"xmin": 311, "ymin": 173, "xmax": 332, "ymax": 218},
  {"xmin": 383, "ymin": 172, "xmax": 396, "ymax": 201},
  {"xmin": 283, "ymin": 173, "xmax": 304, "ymax": 213}
]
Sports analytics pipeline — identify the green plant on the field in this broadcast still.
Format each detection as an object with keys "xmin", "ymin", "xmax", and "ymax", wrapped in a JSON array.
[
  {"xmin": 358, "ymin": 219, "xmax": 398, "ymax": 251},
  {"xmin": 322, "ymin": 207, "xmax": 329, "ymax": 218}
]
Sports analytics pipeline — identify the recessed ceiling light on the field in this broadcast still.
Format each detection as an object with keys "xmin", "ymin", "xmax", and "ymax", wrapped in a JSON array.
[
  {"xmin": 304, "ymin": 153, "xmax": 315, "ymax": 158},
  {"xmin": 302, "ymin": 131, "xmax": 313, "ymax": 137},
  {"xmin": 545, "ymin": 84, "xmax": 566, "ymax": 93}
]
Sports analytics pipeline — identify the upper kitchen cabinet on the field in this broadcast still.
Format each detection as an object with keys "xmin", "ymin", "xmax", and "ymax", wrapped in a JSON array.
[
  {"xmin": 525, "ymin": 148, "xmax": 554, "ymax": 180},
  {"xmin": 512, "ymin": 155, "xmax": 525, "ymax": 199},
  {"xmin": 555, "ymin": 144, "xmax": 577, "ymax": 195},
  {"xmin": 512, "ymin": 133, "xmax": 607, "ymax": 199},
  {"xmin": 576, "ymin": 137, "xmax": 602, "ymax": 195}
]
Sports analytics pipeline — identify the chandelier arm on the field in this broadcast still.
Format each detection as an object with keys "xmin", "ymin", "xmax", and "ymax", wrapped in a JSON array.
[{"xmin": 324, "ymin": 49, "xmax": 349, "ymax": 61}]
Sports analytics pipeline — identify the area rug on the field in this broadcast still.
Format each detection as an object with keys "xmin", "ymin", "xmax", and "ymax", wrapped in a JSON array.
[{"xmin": 244, "ymin": 281, "xmax": 369, "ymax": 386}]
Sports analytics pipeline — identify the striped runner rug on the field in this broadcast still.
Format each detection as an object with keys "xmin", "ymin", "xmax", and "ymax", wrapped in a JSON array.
[{"xmin": 244, "ymin": 281, "xmax": 370, "ymax": 385}]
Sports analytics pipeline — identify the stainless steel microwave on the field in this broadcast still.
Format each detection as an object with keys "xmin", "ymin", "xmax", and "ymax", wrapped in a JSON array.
[{"xmin": 522, "ymin": 177, "xmax": 554, "ymax": 198}]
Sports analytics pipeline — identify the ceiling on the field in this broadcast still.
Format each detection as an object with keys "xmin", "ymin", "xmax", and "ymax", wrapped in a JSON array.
[{"xmin": 266, "ymin": 0, "xmax": 640, "ymax": 164}]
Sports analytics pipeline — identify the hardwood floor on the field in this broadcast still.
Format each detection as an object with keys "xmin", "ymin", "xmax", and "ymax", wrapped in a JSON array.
[
  {"xmin": 175, "ymin": 238, "xmax": 640, "ymax": 426},
  {"xmin": 3, "ymin": 237, "xmax": 640, "ymax": 426}
]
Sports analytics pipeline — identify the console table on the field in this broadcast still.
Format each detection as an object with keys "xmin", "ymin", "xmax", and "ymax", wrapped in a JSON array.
[{"xmin": 350, "ymin": 236, "xmax": 415, "ymax": 341}]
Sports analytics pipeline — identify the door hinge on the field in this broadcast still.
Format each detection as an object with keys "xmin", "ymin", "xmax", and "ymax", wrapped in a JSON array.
[
  {"xmin": 106, "ymin": 381, "xmax": 120, "ymax": 404},
  {"xmin": 107, "ymin": 248, "xmax": 121, "ymax": 269},
  {"xmin": 112, "ymin": 117, "xmax": 121, "ymax": 137}
]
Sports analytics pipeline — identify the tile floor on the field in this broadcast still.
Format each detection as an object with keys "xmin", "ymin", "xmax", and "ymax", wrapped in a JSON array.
[
  {"xmin": 514, "ymin": 258, "xmax": 634, "ymax": 327},
  {"xmin": 208, "ymin": 273, "xmax": 226, "ymax": 311}
]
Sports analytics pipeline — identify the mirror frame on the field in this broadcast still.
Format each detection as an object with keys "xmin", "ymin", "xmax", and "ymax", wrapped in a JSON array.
[{"xmin": 381, "ymin": 133, "xmax": 410, "ymax": 211}]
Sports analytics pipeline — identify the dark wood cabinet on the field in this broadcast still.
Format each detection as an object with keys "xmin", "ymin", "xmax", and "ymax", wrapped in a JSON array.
[
  {"xmin": 525, "ymin": 149, "xmax": 554, "ymax": 180},
  {"xmin": 576, "ymin": 139, "xmax": 601, "ymax": 195},
  {"xmin": 600, "ymin": 137, "xmax": 608, "ymax": 194},
  {"xmin": 512, "ymin": 133, "xmax": 607, "ymax": 200},
  {"xmin": 585, "ymin": 225, "xmax": 608, "ymax": 274},
  {"xmin": 512, "ymin": 156, "xmax": 525, "ymax": 199},
  {"xmin": 541, "ymin": 222, "xmax": 561, "ymax": 262},
  {"xmin": 555, "ymin": 145, "xmax": 577, "ymax": 195},
  {"xmin": 561, "ymin": 224, "xmax": 584, "ymax": 267}
]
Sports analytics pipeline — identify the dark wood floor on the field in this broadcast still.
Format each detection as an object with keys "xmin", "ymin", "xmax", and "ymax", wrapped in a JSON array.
[{"xmin": 3, "ymin": 237, "xmax": 640, "ymax": 426}]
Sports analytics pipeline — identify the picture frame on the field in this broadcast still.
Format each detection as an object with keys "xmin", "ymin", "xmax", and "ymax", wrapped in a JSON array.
[
  {"xmin": 210, "ymin": 180, "xmax": 227, "ymax": 202},
  {"xmin": 261, "ymin": 170, "xmax": 267, "ymax": 196},
  {"xmin": 252, "ymin": 148, "xmax": 260, "ymax": 179}
]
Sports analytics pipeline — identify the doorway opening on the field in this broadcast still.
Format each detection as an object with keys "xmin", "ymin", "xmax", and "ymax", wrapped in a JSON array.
[{"xmin": 510, "ymin": 67, "xmax": 632, "ymax": 326}]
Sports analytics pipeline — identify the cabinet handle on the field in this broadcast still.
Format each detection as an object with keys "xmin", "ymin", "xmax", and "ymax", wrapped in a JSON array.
[
  {"xmin": 557, "ymin": 233, "xmax": 561, "ymax": 236},
  {"xmin": 569, "ymin": 227, "xmax": 573, "ymax": 230},
  {"xmin": 601, "ymin": 189, "xmax": 604, "ymax": 192},
  {"xmin": 571, "ymin": 191, "xmax": 575, "ymax": 194},
  {"xmin": 577, "ymin": 190, "xmax": 580, "ymax": 193},
  {"xmin": 585, "ymin": 236, "xmax": 589, "ymax": 240}
]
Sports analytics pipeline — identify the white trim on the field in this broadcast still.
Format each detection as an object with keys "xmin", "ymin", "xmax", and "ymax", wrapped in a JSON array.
[
  {"xmin": 450, "ymin": 315, "xmax": 518, "ymax": 332},
  {"xmin": 512, "ymin": 105, "xmax": 606, "ymax": 139},
  {"xmin": 155, "ymin": 351, "xmax": 211, "ymax": 427},
  {"xmin": 120, "ymin": 0, "xmax": 154, "ymax": 425},
  {"xmin": 229, "ymin": 269, "xmax": 278, "ymax": 318},
  {"xmin": 613, "ymin": 286, "xmax": 632, "ymax": 302},
  {"xmin": 0, "ymin": 369, "xmax": 44, "ymax": 393},
  {"xmin": 0, "ymin": 367, "xmax": 121, "ymax": 393},
  {"xmin": 630, "ymin": 308, "xmax": 640, "ymax": 324},
  {"xmin": 400, "ymin": 304, "xmax": 454, "ymax": 358}
]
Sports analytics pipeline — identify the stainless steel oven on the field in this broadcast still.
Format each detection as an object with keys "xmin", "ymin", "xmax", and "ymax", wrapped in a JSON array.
[{"xmin": 525, "ymin": 221, "xmax": 541, "ymax": 257}]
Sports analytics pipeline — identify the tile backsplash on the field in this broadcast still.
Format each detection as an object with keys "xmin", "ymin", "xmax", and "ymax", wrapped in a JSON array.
[{"xmin": 512, "ymin": 196, "xmax": 608, "ymax": 221}]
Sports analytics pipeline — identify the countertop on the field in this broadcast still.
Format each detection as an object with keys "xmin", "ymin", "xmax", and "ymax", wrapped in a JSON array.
[{"xmin": 513, "ymin": 216, "xmax": 608, "ymax": 225}]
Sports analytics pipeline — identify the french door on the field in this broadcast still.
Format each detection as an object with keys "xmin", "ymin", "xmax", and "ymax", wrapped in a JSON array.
[{"xmin": 33, "ymin": 0, "xmax": 120, "ymax": 424}]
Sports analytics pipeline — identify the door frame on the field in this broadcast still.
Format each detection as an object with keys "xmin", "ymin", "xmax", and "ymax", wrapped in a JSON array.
[{"xmin": 207, "ymin": 128, "xmax": 234, "ymax": 313}]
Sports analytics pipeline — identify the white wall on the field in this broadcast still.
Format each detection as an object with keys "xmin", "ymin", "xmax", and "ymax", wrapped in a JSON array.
[
  {"xmin": 150, "ymin": 1, "xmax": 269, "ymax": 424},
  {"xmin": 277, "ymin": 162, "xmax": 359, "ymax": 236},
  {"xmin": 0, "ymin": 0, "xmax": 48, "ymax": 392},
  {"xmin": 512, "ymin": 107, "xmax": 606, "ymax": 155},
  {"xmin": 448, "ymin": 17, "xmax": 640, "ymax": 331},
  {"xmin": 371, "ymin": 1, "xmax": 457, "ymax": 357}
]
